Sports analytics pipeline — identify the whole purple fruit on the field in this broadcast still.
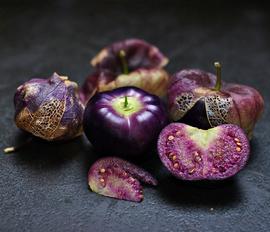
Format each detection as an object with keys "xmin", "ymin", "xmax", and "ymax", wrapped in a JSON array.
[
  {"xmin": 158, "ymin": 123, "xmax": 250, "ymax": 180},
  {"xmin": 80, "ymin": 38, "xmax": 169, "ymax": 104},
  {"xmin": 14, "ymin": 73, "xmax": 84, "ymax": 141},
  {"xmin": 88, "ymin": 157, "xmax": 157, "ymax": 202},
  {"xmin": 168, "ymin": 62, "xmax": 264, "ymax": 139},
  {"xmin": 83, "ymin": 87, "xmax": 168, "ymax": 159}
]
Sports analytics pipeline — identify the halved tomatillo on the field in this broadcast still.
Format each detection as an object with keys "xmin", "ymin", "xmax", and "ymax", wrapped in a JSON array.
[{"xmin": 158, "ymin": 123, "xmax": 250, "ymax": 180}]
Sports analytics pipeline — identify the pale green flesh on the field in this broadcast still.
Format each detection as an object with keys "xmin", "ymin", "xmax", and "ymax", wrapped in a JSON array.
[
  {"xmin": 185, "ymin": 126, "xmax": 219, "ymax": 148},
  {"xmin": 111, "ymin": 96, "xmax": 143, "ymax": 117}
]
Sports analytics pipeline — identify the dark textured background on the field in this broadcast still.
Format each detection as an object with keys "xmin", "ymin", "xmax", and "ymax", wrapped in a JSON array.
[{"xmin": 0, "ymin": 1, "xmax": 270, "ymax": 231}]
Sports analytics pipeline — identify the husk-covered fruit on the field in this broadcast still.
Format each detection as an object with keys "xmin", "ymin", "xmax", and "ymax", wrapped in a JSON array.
[
  {"xmin": 80, "ymin": 38, "xmax": 169, "ymax": 104},
  {"xmin": 168, "ymin": 63, "xmax": 264, "ymax": 139},
  {"xmin": 14, "ymin": 73, "xmax": 84, "ymax": 141}
]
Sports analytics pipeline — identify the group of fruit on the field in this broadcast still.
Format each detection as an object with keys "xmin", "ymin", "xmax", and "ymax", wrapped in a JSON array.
[{"xmin": 7, "ymin": 39, "xmax": 264, "ymax": 202}]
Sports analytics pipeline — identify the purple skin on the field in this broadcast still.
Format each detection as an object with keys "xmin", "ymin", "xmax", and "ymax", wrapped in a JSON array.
[
  {"xmin": 14, "ymin": 73, "xmax": 84, "ymax": 141},
  {"xmin": 79, "ymin": 70, "xmax": 116, "ymax": 104},
  {"xmin": 83, "ymin": 87, "xmax": 168, "ymax": 159},
  {"xmin": 91, "ymin": 38, "xmax": 168, "ymax": 73},
  {"xmin": 168, "ymin": 66, "xmax": 264, "ymax": 139},
  {"xmin": 158, "ymin": 123, "xmax": 250, "ymax": 180},
  {"xmin": 88, "ymin": 157, "xmax": 157, "ymax": 202},
  {"xmin": 80, "ymin": 38, "xmax": 169, "ymax": 105}
]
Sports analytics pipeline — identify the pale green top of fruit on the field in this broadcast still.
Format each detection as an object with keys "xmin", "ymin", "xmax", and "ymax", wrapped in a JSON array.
[{"xmin": 111, "ymin": 96, "xmax": 143, "ymax": 117}]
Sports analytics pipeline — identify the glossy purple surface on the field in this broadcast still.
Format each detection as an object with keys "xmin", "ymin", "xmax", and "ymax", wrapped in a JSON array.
[{"xmin": 83, "ymin": 87, "xmax": 168, "ymax": 159}]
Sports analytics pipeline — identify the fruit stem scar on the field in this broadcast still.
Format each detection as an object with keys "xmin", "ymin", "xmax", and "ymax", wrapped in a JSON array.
[
  {"xmin": 214, "ymin": 61, "xmax": 222, "ymax": 91},
  {"xmin": 119, "ymin": 50, "xmax": 129, "ymax": 74}
]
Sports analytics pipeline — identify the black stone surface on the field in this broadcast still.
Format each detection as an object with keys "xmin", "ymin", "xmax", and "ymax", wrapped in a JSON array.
[{"xmin": 0, "ymin": 1, "xmax": 269, "ymax": 231}]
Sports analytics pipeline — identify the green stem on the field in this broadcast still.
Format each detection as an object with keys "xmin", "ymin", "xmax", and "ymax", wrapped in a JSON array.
[
  {"xmin": 124, "ymin": 96, "xmax": 128, "ymax": 108},
  {"xmin": 119, "ymin": 50, "xmax": 129, "ymax": 74},
  {"xmin": 214, "ymin": 62, "xmax": 222, "ymax": 91}
]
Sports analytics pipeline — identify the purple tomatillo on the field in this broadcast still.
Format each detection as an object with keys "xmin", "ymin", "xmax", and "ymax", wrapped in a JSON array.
[
  {"xmin": 83, "ymin": 87, "xmax": 168, "ymax": 159},
  {"xmin": 13, "ymin": 73, "xmax": 84, "ymax": 141},
  {"xmin": 168, "ymin": 62, "xmax": 264, "ymax": 139},
  {"xmin": 80, "ymin": 39, "xmax": 169, "ymax": 105}
]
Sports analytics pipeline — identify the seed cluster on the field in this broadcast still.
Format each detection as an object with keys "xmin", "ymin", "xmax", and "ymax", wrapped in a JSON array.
[
  {"xmin": 165, "ymin": 130, "xmax": 205, "ymax": 177},
  {"xmin": 98, "ymin": 166, "xmax": 143, "ymax": 199},
  {"xmin": 234, "ymin": 137, "xmax": 242, "ymax": 152},
  {"xmin": 165, "ymin": 134, "xmax": 181, "ymax": 170},
  {"xmin": 211, "ymin": 134, "xmax": 244, "ymax": 175},
  {"xmin": 99, "ymin": 168, "xmax": 107, "ymax": 187}
]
